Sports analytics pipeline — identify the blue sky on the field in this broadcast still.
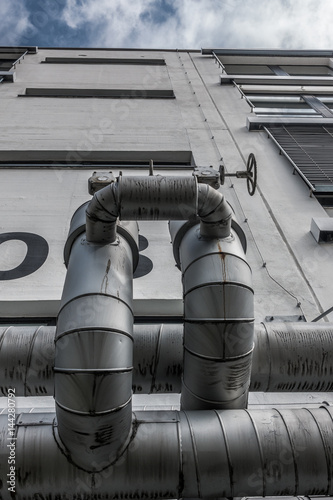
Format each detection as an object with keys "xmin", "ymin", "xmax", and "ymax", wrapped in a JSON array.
[{"xmin": 1, "ymin": 0, "xmax": 333, "ymax": 50}]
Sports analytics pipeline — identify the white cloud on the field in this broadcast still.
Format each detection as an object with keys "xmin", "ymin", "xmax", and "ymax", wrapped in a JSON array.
[
  {"xmin": 0, "ymin": 0, "xmax": 33, "ymax": 45},
  {"xmin": 60, "ymin": 0, "xmax": 333, "ymax": 50}
]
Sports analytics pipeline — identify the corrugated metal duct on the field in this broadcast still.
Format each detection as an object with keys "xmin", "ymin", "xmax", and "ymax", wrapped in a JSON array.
[{"xmin": 0, "ymin": 407, "xmax": 332, "ymax": 499}]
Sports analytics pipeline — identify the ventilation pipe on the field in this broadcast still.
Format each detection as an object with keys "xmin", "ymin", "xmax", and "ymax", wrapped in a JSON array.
[
  {"xmin": 169, "ymin": 218, "xmax": 254, "ymax": 409},
  {"xmin": 85, "ymin": 174, "xmax": 255, "ymax": 411},
  {"xmin": 54, "ymin": 174, "xmax": 237, "ymax": 471},
  {"xmin": 85, "ymin": 175, "xmax": 233, "ymax": 243},
  {"xmin": 1, "ymin": 407, "xmax": 332, "ymax": 498},
  {"xmin": 2, "ymin": 322, "xmax": 333, "ymax": 396},
  {"xmin": 54, "ymin": 215, "xmax": 139, "ymax": 470}
]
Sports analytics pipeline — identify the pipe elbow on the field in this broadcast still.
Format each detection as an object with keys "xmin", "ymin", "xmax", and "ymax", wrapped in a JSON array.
[
  {"xmin": 86, "ymin": 182, "xmax": 119, "ymax": 243},
  {"xmin": 197, "ymin": 183, "xmax": 233, "ymax": 238}
]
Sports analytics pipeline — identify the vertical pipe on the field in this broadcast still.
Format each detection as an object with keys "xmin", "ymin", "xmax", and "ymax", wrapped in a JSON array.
[
  {"xmin": 54, "ymin": 230, "xmax": 135, "ymax": 471},
  {"xmin": 170, "ymin": 221, "xmax": 254, "ymax": 409}
]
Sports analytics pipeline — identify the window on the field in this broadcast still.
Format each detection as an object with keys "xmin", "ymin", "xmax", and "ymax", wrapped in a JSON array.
[
  {"xmin": 0, "ymin": 50, "xmax": 27, "ymax": 70},
  {"xmin": 0, "ymin": 150, "xmax": 193, "ymax": 167},
  {"xmin": 223, "ymin": 64, "xmax": 275, "ymax": 75},
  {"xmin": 246, "ymin": 94, "xmax": 333, "ymax": 118},
  {"xmin": 42, "ymin": 57, "xmax": 166, "ymax": 66},
  {"xmin": 223, "ymin": 64, "xmax": 333, "ymax": 78},
  {"xmin": 247, "ymin": 95, "xmax": 318, "ymax": 117},
  {"xmin": 0, "ymin": 48, "xmax": 36, "ymax": 82},
  {"xmin": 280, "ymin": 65, "xmax": 333, "ymax": 76},
  {"xmin": 19, "ymin": 88, "xmax": 175, "ymax": 98}
]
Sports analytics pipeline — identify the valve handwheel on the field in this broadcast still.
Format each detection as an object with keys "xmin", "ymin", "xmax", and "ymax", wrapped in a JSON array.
[
  {"xmin": 246, "ymin": 153, "xmax": 257, "ymax": 196},
  {"xmin": 218, "ymin": 153, "xmax": 257, "ymax": 195},
  {"xmin": 219, "ymin": 164, "xmax": 225, "ymax": 185}
]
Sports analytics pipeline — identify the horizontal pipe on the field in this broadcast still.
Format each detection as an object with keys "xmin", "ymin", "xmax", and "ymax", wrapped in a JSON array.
[
  {"xmin": 0, "ymin": 407, "xmax": 332, "ymax": 499},
  {"xmin": 1, "ymin": 322, "xmax": 333, "ymax": 396},
  {"xmin": 86, "ymin": 175, "xmax": 233, "ymax": 243}
]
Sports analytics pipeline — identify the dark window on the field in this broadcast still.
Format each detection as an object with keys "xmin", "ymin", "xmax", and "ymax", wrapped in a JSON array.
[
  {"xmin": 280, "ymin": 65, "xmax": 333, "ymax": 76},
  {"xmin": 42, "ymin": 57, "xmax": 166, "ymax": 65},
  {"xmin": 19, "ymin": 88, "xmax": 175, "ymax": 98},
  {"xmin": 223, "ymin": 64, "xmax": 274, "ymax": 75}
]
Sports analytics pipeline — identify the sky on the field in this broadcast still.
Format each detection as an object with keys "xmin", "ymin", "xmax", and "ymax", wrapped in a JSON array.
[{"xmin": 1, "ymin": 0, "xmax": 333, "ymax": 50}]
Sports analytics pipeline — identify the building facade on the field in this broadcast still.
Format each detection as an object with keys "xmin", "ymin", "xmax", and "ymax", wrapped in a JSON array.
[{"xmin": 0, "ymin": 46, "xmax": 333, "ymax": 498}]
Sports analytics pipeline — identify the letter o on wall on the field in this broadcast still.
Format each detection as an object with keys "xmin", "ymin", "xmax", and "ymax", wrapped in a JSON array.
[{"xmin": 0, "ymin": 233, "xmax": 49, "ymax": 280}]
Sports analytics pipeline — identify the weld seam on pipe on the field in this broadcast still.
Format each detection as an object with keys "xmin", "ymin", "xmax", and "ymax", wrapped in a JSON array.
[
  {"xmin": 321, "ymin": 405, "xmax": 333, "ymax": 495},
  {"xmin": 56, "ymin": 292, "xmax": 134, "ymax": 317},
  {"xmin": 185, "ymin": 317, "xmax": 255, "ymax": 322},
  {"xmin": 274, "ymin": 407, "xmax": 299, "ymax": 494},
  {"xmin": 182, "ymin": 379, "xmax": 248, "ymax": 406},
  {"xmin": 213, "ymin": 409, "xmax": 234, "ymax": 497},
  {"xmin": 53, "ymin": 367, "xmax": 133, "ymax": 373},
  {"xmin": 305, "ymin": 407, "xmax": 332, "ymax": 493},
  {"xmin": 55, "ymin": 398, "xmax": 131, "ymax": 416},
  {"xmin": 259, "ymin": 321, "xmax": 271, "ymax": 392},
  {"xmin": 55, "ymin": 327, "xmax": 134, "ymax": 342},
  {"xmin": 0, "ymin": 325, "xmax": 9, "ymax": 352},
  {"xmin": 184, "ymin": 345, "xmax": 254, "ymax": 362},
  {"xmin": 244, "ymin": 408, "xmax": 266, "ymax": 495},
  {"xmin": 150, "ymin": 323, "xmax": 163, "ymax": 394},
  {"xmin": 181, "ymin": 251, "xmax": 252, "ymax": 274},
  {"xmin": 183, "ymin": 281, "xmax": 255, "ymax": 296},
  {"xmin": 182, "ymin": 411, "xmax": 202, "ymax": 498},
  {"xmin": 175, "ymin": 416, "xmax": 184, "ymax": 499},
  {"xmin": 24, "ymin": 325, "xmax": 42, "ymax": 397}
]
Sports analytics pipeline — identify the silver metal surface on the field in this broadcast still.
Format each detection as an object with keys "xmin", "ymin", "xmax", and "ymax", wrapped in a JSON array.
[
  {"xmin": 118, "ymin": 175, "xmax": 198, "ymax": 220},
  {"xmin": 64, "ymin": 201, "xmax": 139, "ymax": 269},
  {"xmin": 2, "ymin": 322, "xmax": 333, "ymax": 396},
  {"xmin": 170, "ymin": 221, "xmax": 254, "ymax": 410},
  {"xmin": 54, "ymin": 232, "xmax": 134, "ymax": 471},
  {"xmin": 1, "ymin": 407, "xmax": 332, "ymax": 499},
  {"xmin": 197, "ymin": 182, "xmax": 233, "ymax": 238},
  {"xmin": 252, "ymin": 322, "xmax": 333, "ymax": 391},
  {"xmin": 86, "ymin": 174, "xmax": 233, "ymax": 243},
  {"xmin": 0, "ymin": 325, "xmax": 55, "ymax": 397}
]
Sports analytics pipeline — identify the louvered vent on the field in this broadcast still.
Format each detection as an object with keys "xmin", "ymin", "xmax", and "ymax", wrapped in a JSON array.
[{"xmin": 266, "ymin": 125, "xmax": 333, "ymax": 204}]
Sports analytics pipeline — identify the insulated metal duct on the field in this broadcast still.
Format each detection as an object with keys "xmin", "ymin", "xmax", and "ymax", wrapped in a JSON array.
[
  {"xmin": 86, "ymin": 174, "xmax": 250, "ymax": 413},
  {"xmin": 0, "ymin": 407, "xmax": 332, "ymax": 499},
  {"xmin": 54, "ymin": 174, "xmax": 235, "ymax": 471},
  {"xmin": 252, "ymin": 322, "xmax": 333, "ymax": 391},
  {"xmin": 85, "ymin": 175, "xmax": 233, "ymax": 243},
  {"xmin": 54, "ymin": 222, "xmax": 138, "ymax": 471},
  {"xmin": 170, "ymin": 220, "xmax": 254, "ymax": 410},
  {"xmin": 2, "ymin": 322, "xmax": 333, "ymax": 396}
]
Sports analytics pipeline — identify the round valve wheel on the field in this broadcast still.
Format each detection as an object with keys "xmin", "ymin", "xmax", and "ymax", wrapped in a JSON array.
[
  {"xmin": 246, "ymin": 153, "xmax": 257, "ymax": 196},
  {"xmin": 219, "ymin": 164, "xmax": 225, "ymax": 185}
]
